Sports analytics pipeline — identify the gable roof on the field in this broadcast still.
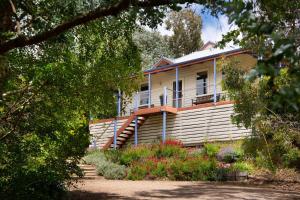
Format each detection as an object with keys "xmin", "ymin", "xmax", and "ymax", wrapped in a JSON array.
[
  {"xmin": 145, "ymin": 46, "xmax": 249, "ymax": 74},
  {"xmin": 199, "ymin": 41, "xmax": 216, "ymax": 51},
  {"xmin": 153, "ymin": 57, "xmax": 174, "ymax": 67}
]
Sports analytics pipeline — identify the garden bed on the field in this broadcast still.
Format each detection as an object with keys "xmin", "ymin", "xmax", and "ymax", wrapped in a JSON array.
[{"xmin": 83, "ymin": 139, "xmax": 253, "ymax": 181}]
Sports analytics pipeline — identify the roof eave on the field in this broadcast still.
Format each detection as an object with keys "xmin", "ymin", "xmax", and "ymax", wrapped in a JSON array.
[{"xmin": 144, "ymin": 48, "xmax": 251, "ymax": 75}]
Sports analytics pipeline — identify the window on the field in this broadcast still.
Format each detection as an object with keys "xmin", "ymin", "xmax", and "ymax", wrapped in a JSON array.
[
  {"xmin": 140, "ymin": 84, "xmax": 148, "ymax": 91},
  {"xmin": 139, "ymin": 83, "xmax": 149, "ymax": 105},
  {"xmin": 196, "ymin": 71, "xmax": 207, "ymax": 96}
]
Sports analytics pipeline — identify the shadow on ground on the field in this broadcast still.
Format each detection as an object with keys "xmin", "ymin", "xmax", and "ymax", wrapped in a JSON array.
[
  {"xmin": 69, "ymin": 181, "xmax": 300, "ymax": 200},
  {"xmin": 134, "ymin": 182, "xmax": 300, "ymax": 200},
  {"xmin": 69, "ymin": 190, "xmax": 135, "ymax": 200}
]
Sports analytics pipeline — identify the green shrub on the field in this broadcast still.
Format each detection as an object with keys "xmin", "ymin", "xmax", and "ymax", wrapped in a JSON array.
[
  {"xmin": 154, "ymin": 145, "xmax": 187, "ymax": 159},
  {"xmin": 151, "ymin": 162, "xmax": 168, "ymax": 178},
  {"xmin": 168, "ymin": 157, "xmax": 218, "ymax": 181},
  {"xmin": 188, "ymin": 158, "xmax": 218, "ymax": 181},
  {"xmin": 230, "ymin": 162, "xmax": 253, "ymax": 172},
  {"xmin": 120, "ymin": 146, "xmax": 153, "ymax": 166},
  {"xmin": 103, "ymin": 164, "xmax": 126, "ymax": 180},
  {"xmin": 283, "ymin": 148, "xmax": 300, "ymax": 168},
  {"xmin": 202, "ymin": 143, "xmax": 220, "ymax": 158},
  {"xmin": 126, "ymin": 163, "xmax": 148, "ymax": 180},
  {"xmin": 167, "ymin": 159, "xmax": 186, "ymax": 180},
  {"xmin": 83, "ymin": 150, "xmax": 106, "ymax": 165},
  {"xmin": 95, "ymin": 161, "xmax": 112, "ymax": 176},
  {"xmin": 84, "ymin": 150, "xmax": 126, "ymax": 179},
  {"xmin": 104, "ymin": 149, "xmax": 121, "ymax": 163}
]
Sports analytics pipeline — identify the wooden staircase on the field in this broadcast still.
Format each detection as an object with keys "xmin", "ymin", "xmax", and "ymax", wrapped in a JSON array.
[{"xmin": 103, "ymin": 115, "xmax": 147, "ymax": 149}]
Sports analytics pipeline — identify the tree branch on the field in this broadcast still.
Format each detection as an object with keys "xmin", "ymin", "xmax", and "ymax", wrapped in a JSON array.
[
  {"xmin": 0, "ymin": 0, "xmax": 192, "ymax": 54},
  {"xmin": 0, "ymin": 0, "xmax": 132, "ymax": 54}
]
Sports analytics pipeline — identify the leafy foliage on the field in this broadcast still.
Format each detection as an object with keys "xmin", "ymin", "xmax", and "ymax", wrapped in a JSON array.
[
  {"xmin": 166, "ymin": 9, "xmax": 204, "ymax": 57},
  {"xmin": 101, "ymin": 140, "xmax": 251, "ymax": 181},
  {"xmin": 217, "ymin": 0, "xmax": 300, "ymax": 169},
  {"xmin": 0, "ymin": 15, "xmax": 141, "ymax": 199},
  {"xmin": 221, "ymin": 55, "xmax": 300, "ymax": 170},
  {"xmin": 201, "ymin": 143, "xmax": 220, "ymax": 158},
  {"xmin": 133, "ymin": 28, "xmax": 174, "ymax": 69},
  {"xmin": 83, "ymin": 150, "xmax": 126, "ymax": 179}
]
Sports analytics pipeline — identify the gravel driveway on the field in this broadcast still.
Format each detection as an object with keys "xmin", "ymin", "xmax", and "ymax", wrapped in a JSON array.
[{"xmin": 70, "ymin": 178, "xmax": 300, "ymax": 200}]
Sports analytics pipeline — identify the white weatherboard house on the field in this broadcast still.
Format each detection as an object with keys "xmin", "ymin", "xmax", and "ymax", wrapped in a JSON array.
[{"xmin": 89, "ymin": 42, "xmax": 257, "ymax": 149}]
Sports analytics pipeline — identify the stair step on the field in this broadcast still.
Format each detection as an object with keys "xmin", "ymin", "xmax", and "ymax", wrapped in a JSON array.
[
  {"xmin": 81, "ymin": 167, "xmax": 97, "ymax": 171},
  {"xmin": 84, "ymin": 172, "xmax": 98, "ymax": 176},
  {"xmin": 122, "ymin": 131, "xmax": 133, "ymax": 135},
  {"xmin": 79, "ymin": 165, "xmax": 96, "ymax": 169},
  {"xmin": 132, "ymin": 120, "xmax": 144, "ymax": 124},
  {"xmin": 125, "ymin": 127, "xmax": 135, "ymax": 131},
  {"xmin": 117, "ymin": 137, "xmax": 126, "ymax": 141},
  {"xmin": 119, "ymin": 133, "xmax": 130, "ymax": 138}
]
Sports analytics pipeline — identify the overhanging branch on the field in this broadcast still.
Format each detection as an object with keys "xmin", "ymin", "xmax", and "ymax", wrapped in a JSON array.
[{"xmin": 0, "ymin": 0, "xmax": 193, "ymax": 54}]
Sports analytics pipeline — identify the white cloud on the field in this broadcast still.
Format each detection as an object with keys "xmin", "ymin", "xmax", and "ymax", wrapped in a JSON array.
[{"xmin": 201, "ymin": 15, "xmax": 233, "ymax": 43}]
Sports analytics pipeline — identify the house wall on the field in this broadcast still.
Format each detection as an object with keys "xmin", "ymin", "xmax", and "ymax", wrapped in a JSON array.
[
  {"xmin": 127, "ymin": 103, "xmax": 250, "ymax": 146},
  {"xmin": 123, "ymin": 53, "xmax": 256, "ymax": 116},
  {"xmin": 89, "ymin": 118, "xmax": 128, "ymax": 149},
  {"xmin": 90, "ymin": 103, "xmax": 250, "ymax": 148}
]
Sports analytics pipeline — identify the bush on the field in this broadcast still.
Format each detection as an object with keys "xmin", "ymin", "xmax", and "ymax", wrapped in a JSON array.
[
  {"xmin": 282, "ymin": 148, "xmax": 300, "ymax": 168},
  {"xmin": 83, "ymin": 150, "xmax": 126, "ymax": 179},
  {"xmin": 151, "ymin": 162, "xmax": 168, "ymax": 178},
  {"xmin": 168, "ymin": 157, "xmax": 218, "ymax": 181},
  {"xmin": 154, "ymin": 144, "xmax": 187, "ymax": 159},
  {"xmin": 95, "ymin": 161, "xmax": 112, "ymax": 176},
  {"xmin": 127, "ymin": 163, "xmax": 148, "ymax": 180},
  {"xmin": 230, "ymin": 162, "xmax": 253, "ymax": 173},
  {"xmin": 103, "ymin": 164, "xmax": 126, "ymax": 180},
  {"xmin": 167, "ymin": 159, "xmax": 186, "ymax": 180},
  {"xmin": 202, "ymin": 143, "xmax": 220, "ymax": 158},
  {"xmin": 83, "ymin": 150, "xmax": 106, "ymax": 165},
  {"xmin": 190, "ymin": 158, "xmax": 218, "ymax": 181},
  {"xmin": 120, "ymin": 146, "xmax": 153, "ymax": 166},
  {"xmin": 104, "ymin": 149, "xmax": 121, "ymax": 163}
]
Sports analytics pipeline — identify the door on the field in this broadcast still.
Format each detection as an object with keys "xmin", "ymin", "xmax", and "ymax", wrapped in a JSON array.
[
  {"xmin": 173, "ymin": 80, "xmax": 183, "ymax": 107},
  {"xmin": 196, "ymin": 71, "xmax": 208, "ymax": 96}
]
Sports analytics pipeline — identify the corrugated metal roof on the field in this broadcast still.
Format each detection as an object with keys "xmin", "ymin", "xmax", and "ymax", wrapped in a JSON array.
[{"xmin": 145, "ymin": 46, "xmax": 244, "ymax": 74}]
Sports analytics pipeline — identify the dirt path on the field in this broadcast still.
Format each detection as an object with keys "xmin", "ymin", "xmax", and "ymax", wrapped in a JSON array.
[{"xmin": 69, "ymin": 178, "xmax": 300, "ymax": 200}]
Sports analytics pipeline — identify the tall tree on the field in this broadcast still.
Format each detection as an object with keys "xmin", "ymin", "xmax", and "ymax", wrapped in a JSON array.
[
  {"xmin": 0, "ymin": 1, "xmax": 221, "ymax": 199},
  {"xmin": 133, "ymin": 28, "xmax": 173, "ymax": 69},
  {"xmin": 166, "ymin": 9, "xmax": 204, "ymax": 57},
  {"xmin": 219, "ymin": 0, "xmax": 300, "ymax": 169}
]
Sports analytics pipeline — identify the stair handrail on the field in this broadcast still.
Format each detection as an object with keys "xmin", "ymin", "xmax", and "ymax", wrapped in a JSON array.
[
  {"xmin": 93, "ymin": 119, "xmax": 115, "ymax": 143},
  {"xmin": 103, "ymin": 114, "xmax": 136, "ymax": 150}
]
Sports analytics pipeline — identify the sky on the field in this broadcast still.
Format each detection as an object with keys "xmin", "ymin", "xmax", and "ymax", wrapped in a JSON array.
[{"xmin": 154, "ymin": 4, "xmax": 234, "ymax": 44}]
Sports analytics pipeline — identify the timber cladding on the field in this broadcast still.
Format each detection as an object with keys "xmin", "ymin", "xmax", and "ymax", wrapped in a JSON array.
[
  {"xmin": 128, "ymin": 103, "xmax": 249, "ymax": 146},
  {"xmin": 89, "ymin": 118, "xmax": 128, "ymax": 149},
  {"xmin": 90, "ymin": 103, "xmax": 250, "ymax": 148}
]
